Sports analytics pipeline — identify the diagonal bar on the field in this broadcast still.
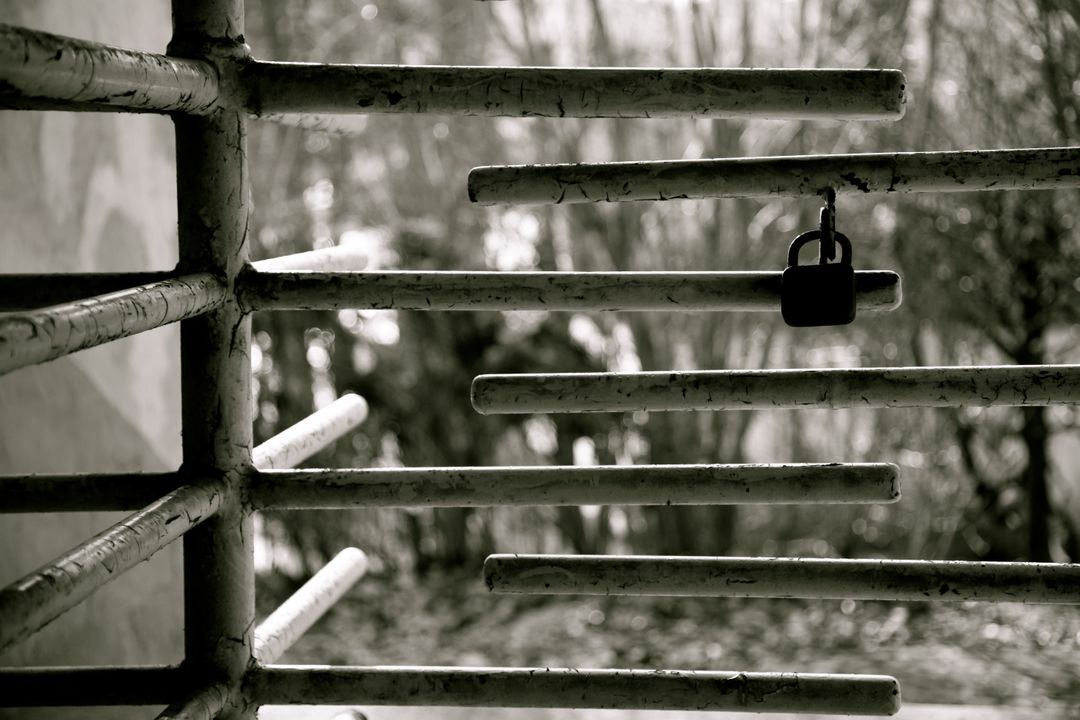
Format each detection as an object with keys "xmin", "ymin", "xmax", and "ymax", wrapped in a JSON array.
[
  {"xmin": 253, "ymin": 547, "xmax": 368, "ymax": 663},
  {"xmin": 0, "ymin": 272, "xmax": 175, "ymax": 312},
  {"xmin": 0, "ymin": 273, "xmax": 226, "ymax": 376},
  {"xmin": 471, "ymin": 364, "xmax": 1080, "ymax": 414},
  {"xmin": 155, "ymin": 683, "xmax": 231, "ymax": 720},
  {"xmin": 467, "ymin": 146, "xmax": 1080, "ymax": 205},
  {"xmin": 253, "ymin": 394, "xmax": 368, "ymax": 469},
  {"xmin": 245, "ymin": 64, "xmax": 905, "ymax": 120},
  {"xmin": 239, "ymin": 270, "xmax": 901, "ymax": 312},
  {"xmin": 0, "ymin": 481, "xmax": 225, "ymax": 650},
  {"xmin": 0, "ymin": 24, "xmax": 219, "ymax": 113},
  {"xmin": 0, "ymin": 665, "xmax": 183, "ymax": 707},
  {"xmin": 251, "ymin": 665, "xmax": 901, "ymax": 716},
  {"xmin": 484, "ymin": 554, "xmax": 1080, "ymax": 604},
  {"xmin": 0, "ymin": 472, "xmax": 180, "ymax": 513},
  {"xmin": 250, "ymin": 463, "xmax": 900, "ymax": 509}
]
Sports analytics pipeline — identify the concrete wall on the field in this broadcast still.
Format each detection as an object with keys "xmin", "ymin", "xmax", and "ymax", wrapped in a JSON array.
[{"xmin": 0, "ymin": 2, "xmax": 183, "ymax": 718}]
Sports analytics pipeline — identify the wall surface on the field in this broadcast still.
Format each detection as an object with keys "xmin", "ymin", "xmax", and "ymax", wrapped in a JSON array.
[{"xmin": 0, "ymin": 2, "xmax": 183, "ymax": 718}]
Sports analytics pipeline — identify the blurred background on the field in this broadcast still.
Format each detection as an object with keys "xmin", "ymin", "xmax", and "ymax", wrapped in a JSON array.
[{"xmin": 240, "ymin": 0, "xmax": 1080, "ymax": 713}]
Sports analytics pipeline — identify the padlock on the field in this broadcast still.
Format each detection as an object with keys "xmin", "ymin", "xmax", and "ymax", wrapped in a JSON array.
[{"xmin": 781, "ymin": 229, "xmax": 856, "ymax": 327}]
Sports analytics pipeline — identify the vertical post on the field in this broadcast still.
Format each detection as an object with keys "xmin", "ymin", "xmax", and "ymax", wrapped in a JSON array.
[{"xmin": 170, "ymin": 1, "xmax": 254, "ymax": 718}]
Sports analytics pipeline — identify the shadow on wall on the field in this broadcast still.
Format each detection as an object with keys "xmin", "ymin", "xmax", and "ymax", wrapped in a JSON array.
[{"xmin": 0, "ymin": 1, "xmax": 183, "ymax": 719}]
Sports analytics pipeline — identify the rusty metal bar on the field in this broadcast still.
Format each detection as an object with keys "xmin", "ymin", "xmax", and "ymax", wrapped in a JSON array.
[
  {"xmin": 467, "ymin": 146, "xmax": 1080, "ymax": 205},
  {"xmin": 253, "ymin": 547, "xmax": 368, "ymax": 663},
  {"xmin": 239, "ymin": 270, "xmax": 901, "ymax": 312},
  {"xmin": 0, "ymin": 273, "xmax": 225, "ymax": 376},
  {"xmin": 0, "ymin": 472, "xmax": 180, "ymax": 513},
  {"xmin": 251, "ymin": 665, "xmax": 901, "ymax": 715},
  {"xmin": 471, "ymin": 364, "xmax": 1080, "ymax": 415},
  {"xmin": 0, "ymin": 23, "xmax": 219, "ymax": 113},
  {"xmin": 155, "ymin": 683, "xmax": 231, "ymax": 720},
  {"xmin": 0, "ymin": 482, "xmax": 223, "ymax": 650},
  {"xmin": 0, "ymin": 272, "xmax": 175, "ymax": 311},
  {"xmin": 484, "ymin": 554, "xmax": 1080, "ymax": 604},
  {"xmin": 0, "ymin": 665, "xmax": 182, "ymax": 707},
  {"xmin": 245, "ymin": 64, "xmax": 905, "ymax": 120},
  {"xmin": 253, "ymin": 394, "xmax": 368, "ymax": 470},
  {"xmin": 171, "ymin": 2, "xmax": 254, "ymax": 718},
  {"xmin": 251, "ymin": 246, "xmax": 372, "ymax": 272},
  {"xmin": 251, "ymin": 463, "xmax": 900, "ymax": 509}
]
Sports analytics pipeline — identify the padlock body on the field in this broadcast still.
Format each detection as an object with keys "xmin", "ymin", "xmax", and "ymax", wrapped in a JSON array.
[{"xmin": 781, "ymin": 263, "xmax": 856, "ymax": 327}]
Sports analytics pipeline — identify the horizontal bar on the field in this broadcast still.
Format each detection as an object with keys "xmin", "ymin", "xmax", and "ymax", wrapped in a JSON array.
[
  {"xmin": 0, "ymin": 272, "xmax": 174, "ymax": 311},
  {"xmin": 154, "ymin": 683, "xmax": 231, "ymax": 720},
  {"xmin": 0, "ymin": 24, "xmax": 218, "ymax": 114},
  {"xmin": 471, "ymin": 364, "xmax": 1080, "ymax": 414},
  {"xmin": 0, "ymin": 665, "xmax": 182, "ymax": 706},
  {"xmin": 484, "ymin": 554, "xmax": 1080, "ymax": 604},
  {"xmin": 0, "ymin": 472, "xmax": 180, "ymax": 513},
  {"xmin": 467, "ymin": 146, "xmax": 1080, "ymax": 205},
  {"xmin": 0, "ymin": 273, "xmax": 226, "ymax": 376},
  {"xmin": 253, "ymin": 547, "xmax": 368, "ymax": 663},
  {"xmin": 250, "ymin": 246, "xmax": 372, "ymax": 272},
  {"xmin": 251, "ymin": 463, "xmax": 900, "ymax": 509},
  {"xmin": 245, "ymin": 63, "xmax": 905, "ymax": 119},
  {"xmin": 0, "ymin": 481, "xmax": 223, "ymax": 650},
  {"xmin": 253, "ymin": 393, "xmax": 368, "ymax": 469},
  {"xmin": 251, "ymin": 665, "xmax": 901, "ymax": 716},
  {"xmin": 239, "ymin": 270, "xmax": 901, "ymax": 312}
]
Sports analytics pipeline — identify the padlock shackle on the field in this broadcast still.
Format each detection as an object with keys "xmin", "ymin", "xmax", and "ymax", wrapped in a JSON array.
[{"xmin": 787, "ymin": 229, "xmax": 852, "ymax": 267}]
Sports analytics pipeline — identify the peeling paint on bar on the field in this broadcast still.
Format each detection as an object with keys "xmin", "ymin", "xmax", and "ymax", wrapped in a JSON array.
[
  {"xmin": 467, "ymin": 146, "xmax": 1080, "ymax": 205},
  {"xmin": 0, "ymin": 665, "xmax": 183, "ymax": 707},
  {"xmin": 0, "ymin": 273, "xmax": 226, "ymax": 376},
  {"xmin": 252, "ymin": 666, "xmax": 901, "ymax": 716},
  {"xmin": 246, "ymin": 64, "xmax": 905, "ymax": 119},
  {"xmin": 471, "ymin": 364, "xmax": 1080, "ymax": 414},
  {"xmin": 0, "ymin": 272, "xmax": 175, "ymax": 312},
  {"xmin": 254, "ymin": 548, "xmax": 368, "ymax": 663},
  {"xmin": 0, "ymin": 472, "xmax": 181, "ymax": 513},
  {"xmin": 239, "ymin": 270, "xmax": 901, "ymax": 312},
  {"xmin": 483, "ymin": 554, "xmax": 1080, "ymax": 604},
  {"xmin": 0, "ymin": 482, "xmax": 224, "ymax": 650},
  {"xmin": 0, "ymin": 24, "xmax": 219, "ymax": 113},
  {"xmin": 251, "ymin": 463, "xmax": 900, "ymax": 509},
  {"xmin": 253, "ymin": 394, "xmax": 368, "ymax": 470}
]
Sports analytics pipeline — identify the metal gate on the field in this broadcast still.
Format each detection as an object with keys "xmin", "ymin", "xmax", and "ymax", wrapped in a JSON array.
[{"xmin": 2, "ymin": 2, "xmax": 1080, "ymax": 717}]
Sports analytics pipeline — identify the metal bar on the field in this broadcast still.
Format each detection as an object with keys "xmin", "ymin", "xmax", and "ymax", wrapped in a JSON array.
[
  {"xmin": 0, "ymin": 272, "xmax": 175, "ymax": 311},
  {"xmin": 253, "ymin": 394, "xmax": 368, "ymax": 470},
  {"xmin": 244, "ymin": 63, "xmax": 905, "ymax": 119},
  {"xmin": 0, "ymin": 482, "xmax": 223, "ymax": 650},
  {"xmin": 484, "ymin": 554, "xmax": 1080, "ymax": 604},
  {"xmin": 251, "ymin": 665, "xmax": 901, "ymax": 716},
  {"xmin": 253, "ymin": 547, "xmax": 369, "ymax": 663},
  {"xmin": 467, "ymin": 146, "xmax": 1080, "ymax": 205},
  {"xmin": 0, "ymin": 472, "xmax": 180, "ymax": 513},
  {"xmin": 0, "ymin": 273, "xmax": 226, "ymax": 376},
  {"xmin": 471, "ymin": 364, "xmax": 1080, "ymax": 415},
  {"xmin": 250, "ymin": 246, "xmax": 373, "ymax": 272},
  {"xmin": 155, "ymin": 684, "xmax": 231, "ymax": 720},
  {"xmin": 0, "ymin": 665, "xmax": 182, "ymax": 707},
  {"xmin": 171, "ymin": 2, "xmax": 254, "ymax": 718},
  {"xmin": 0, "ymin": 23, "xmax": 218, "ymax": 113},
  {"xmin": 239, "ymin": 270, "xmax": 901, "ymax": 312},
  {"xmin": 250, "ymin": 463, "xmax": 900, "ymax": 509}
]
